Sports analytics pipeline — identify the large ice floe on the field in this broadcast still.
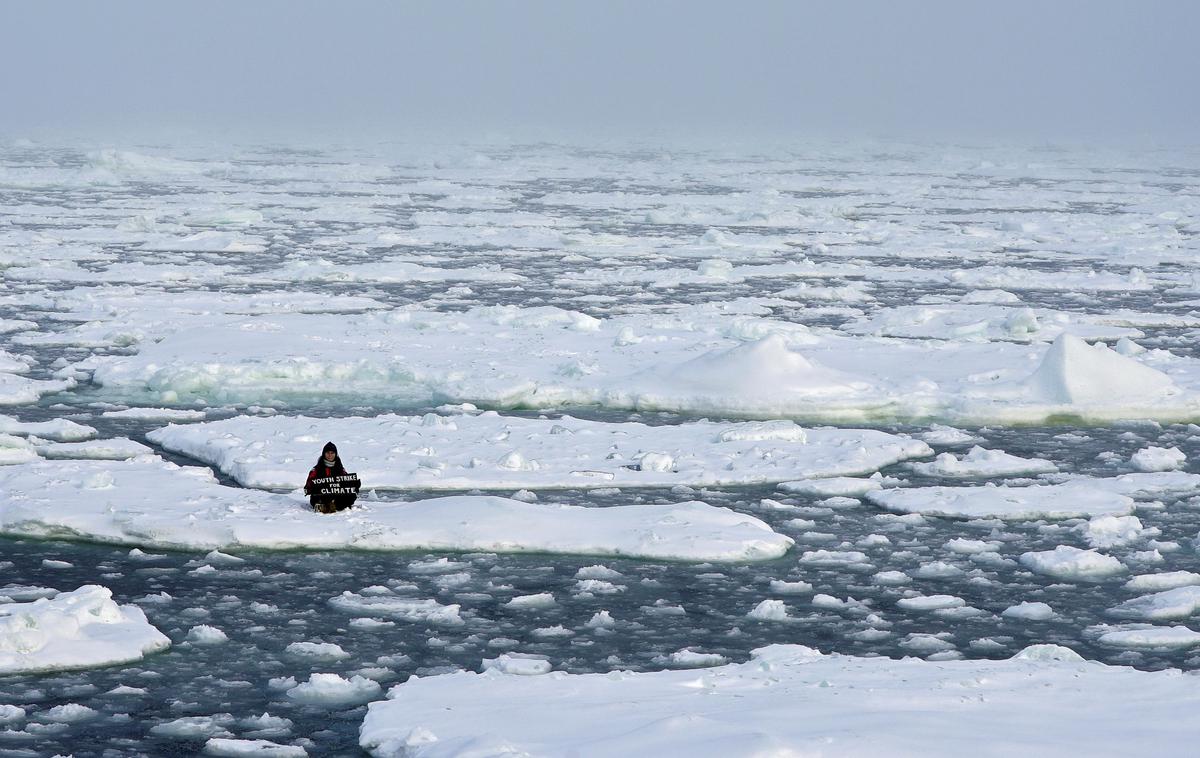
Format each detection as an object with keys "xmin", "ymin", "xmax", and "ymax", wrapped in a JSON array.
[
  {"xmin": 145, "ymin": 413, "xmax": 932, "ymax": 490},
  {"xmin": 865, "ymin": 472, "xmax": 1200, "ymax": 520},
  {"xmin": 358, "ymin": 643, "xmax": 1200, "ymax": 757},
  {"xmin": 0, "ymin": 585, "xmax": 169, "ymax": 675},
  {"xmin": 58, "ymin": 302, "xmax": 1200, "ymax": 424},
  {"xmin": 0, "ymin": 457, "xmax": 791, "ymax": 561}
]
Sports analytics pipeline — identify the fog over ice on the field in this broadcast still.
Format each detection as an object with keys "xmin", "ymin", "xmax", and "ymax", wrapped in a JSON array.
[{"xmin": 3, "ymin": 0, "xmax": 1198, "ymax": 144}]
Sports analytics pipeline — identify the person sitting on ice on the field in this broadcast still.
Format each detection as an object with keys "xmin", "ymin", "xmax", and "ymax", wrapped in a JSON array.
[{"xmin": 303, "ymin": 441, "xmax": 359, "ymax": 514}]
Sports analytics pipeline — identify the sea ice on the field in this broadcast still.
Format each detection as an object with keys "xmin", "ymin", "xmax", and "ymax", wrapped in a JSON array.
[
  {"xmin": 146, "ymin": 413, "xmax": 931, "ymax": 490},
  {"xmin": 0, "ymin": 585, "xmax": 169, "ymax": 675},
  {"xmin": 866, "ymin": 473, "xmax": 1200, "ymax": 520},
  {"xmin": 908, "ymin": 446, "xmax": 1057, "ymax": 478},
  {"xmin": 0, "ymin": 457, "xmax": 792, "ymax": 562},
  {"xmin": 1019, "ymin": 546, "xmax": 1127, "ymax": 582},
  {"xmin": 359, "ymin": 643, "xmax": 1200, "ymax": 757}
]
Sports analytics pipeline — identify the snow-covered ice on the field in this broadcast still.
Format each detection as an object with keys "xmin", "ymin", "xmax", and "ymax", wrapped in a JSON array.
[
  {"xmin": 908, "ymin": 446, "xmax": 1057, "ymax": 478},
  {"xmin": 359, "ymin": 644, "xmax": 1200, "ymax": 757},
  {"xmin": 146, "ymin": 412, "xmax": 932, "ymax": 490},
  {"xmin": 0, "ymin": 585, "xmax": 169, "ymax": 674},
  {"xmin": 0, "ymin": 457, "xmax": 791, "ymax": 561},
  {"xmin": 866, "ymin": 473, "xmax": 1200, "ymax": 520}
]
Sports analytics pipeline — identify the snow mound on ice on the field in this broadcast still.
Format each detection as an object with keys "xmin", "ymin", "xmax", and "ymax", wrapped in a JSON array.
[
  {"xmin": 665, "ymin": 334, "xmax": 875, "ymax": 400},
  {"xmin": 1022, "ymin": 334, "xmax": 1177, "ymax": 405},
  {"xmin": 0, "ymin": 585, "xmax": 169, "ymax": 674}
]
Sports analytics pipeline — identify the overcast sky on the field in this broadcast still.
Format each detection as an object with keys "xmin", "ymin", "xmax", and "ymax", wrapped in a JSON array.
[{"xmin": 3, "ymin": 1, "xmax": 1197, "ymax": 143}]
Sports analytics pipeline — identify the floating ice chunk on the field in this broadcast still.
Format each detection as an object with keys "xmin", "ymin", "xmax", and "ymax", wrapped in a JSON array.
[
  {"xmin": 899, "ymin": 633, "xmax": 957, "ymax": 654},
  {"xmin": 1002, "ymin": 602, "xmax": 1056, "ymax": 621},
  {"xmin": 1124, "ymin": 572, "xmax": 1200, "ymax": 592},
  {"xmin": 0, "ymin": 585, "xmax": 169, "ymax": 674},
  {"xmin": 1019, "ymin": 546, "xmax": 1126, "ymax": 582},
  {"xmin": 574, "ymin": 579, "xmax": 623, "ymax": 595},
  {"xmin": 747, "ymin": 599, "xmax": 790, "ymax": 621},
  {"xmin": 203, "ymin": 738, "xmax": 308, "ymax": 757},
  {"xmin": 0, "ymin": 415, "xmax": 95, "ymax": 442},
  {"xmin": 101, "ymin": 407, "xmax": 207, "ymax": 421},
  {"xmin": 585, "ymin": 611, "xmax": 616, "ymax": 629},
  {"xmin": 147, "ymin": 413, "xmax": 928, "ymax": 490},
  {"xmin": 37, "ymin": 703, "xmax": 99, "ymax": 723},
  {"xmin": 146, "ymin": 230, "xmax": 266, "ymax": 253},
  {"xmin": 286, "ymin": 673, "xmax": 382, "ymax": 706},
  {"xmin": 911, "ymin": 561, "xmax": 965, "ymax": 579},
  {"xmin": 768, "ymin": 580, "xmax": 813, "ymax": 594},
  {"xmin": 1078, "ymin": 515, "xmax": 1148, "ymax": 549},
  {"xmin": 0, "ymin": 458, "xmax": 792, "ymax": 562},
  {"xmin": 504, "ymin": 593, "xmax": 556, "ymax": 610},
  {"xmin": 944, "ymin": 538, "xmax": 1003, "ymax": 555},
  {"xmin": 799, "ymin": 550, "xmax": 870, "ymax": 566},
  {"xmin": 867, "ymin": 479, "xmax": 1140, "ymax": 520},
  {"xmin": 0, "ymin": 434, "xmax": 38, "ymax": 465},
  {"xmin": 1098, "ymin": 626, "xmax": 1200, "ymax": 650},
  {"xmin": 1129, "ymin": 446, "xmax": 1186, "ymax": 472},
  {"xmin": 843, "ymin": 303, "xmax": 1139, "ymax": 343},
  {"xmin": 920, "ymin": 424, "xmax": 984, "ymax": 447},
  {"xmin": 0, "ymin": 373, "xmax": 75, "ymax": 406},
  {"xmin": 1109, "ymin": 586, "xmax": 1200, "ymax": 621},
  {"xmin": 909, "ymin": 446, "xmax": 1057, "ymax": 478},
  {"xmin": 778, "ymin": 477, "xmax": 881, "ymax": 497},
  {"xmin": 575, "ymin": 565, "xmax": 623, "ymax": 580},
  {"xmin": 360, "ymin": 641, "xmax": 1200, "ymax": 756},
  {"xmin": 482, "ymin": 653, "xmax": 551, "ymax": 675},
  {"xmin": 666, "ymin": 649, "xmax": 728, "ymax": 667},
  {"xmin": 35, "ymin": 437, "xmax": 153, "ymax": 461},
  {"xmin": 186, "ymin": 625, "xmax": 229, "ymax": 645},
  {"xmin": 151, "ymin": 714, "xmax": 237, "ymax": 739},
  {"xmin": 330, "ymin": 592, "xmax": 464, "ymax": 626},
  {"xmin": 285, "ymin": 642, "xmax": 349, "ymax": 661},
  {"xmin": 872, "ymin": 571, "xmax": 911, "ymax": 586},
  {"xmin": 897, "ymin": 595, "xmax": 965, "ymax": 611}
]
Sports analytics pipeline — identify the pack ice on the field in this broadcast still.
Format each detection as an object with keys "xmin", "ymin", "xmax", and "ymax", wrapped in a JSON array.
[
  {"xmin": 0, "ymin": 458, "xmax": 792, "ymax": 561},
  {"xmin": 0, "ymin": 585, "xmax": 169, "ymax": 675},
  {"xmin": 358, "ymin": 644, "xmax": 1200, "ymax": 757},
  {"xmin": 146, "ymin": 413, "xmax": 932, "ymax": 490},
  {"xmin": 67, "ymin": 302, "xmax": 1200, "ymax": 424}
]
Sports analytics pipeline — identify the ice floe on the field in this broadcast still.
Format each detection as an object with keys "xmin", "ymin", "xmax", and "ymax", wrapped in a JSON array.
[
  {"xmin": 1019, "ymin": 546, "xmax": 1127, "ymax": 582},
  {"xmin": 907, "ymin": 445, "xmax": 1057, "ymax": 478},
  {"xmin": 359, "ymin": 644, "xmax": 1200, "ymax": 757},
  {"xmin": 0, "ymin": 457, "xmax": 792, "ymax": 561},
  {"xmin": 0, "ymin": 585, "xmax": 169, "ymax": 675},
  {"xmin": 145, "ymin": 412, "xmax": 931, "ymax": 490},
  {"xmin": 866, "ymin": 473, "xmax": 1200, "ymax": 520},
  {"xmin": 58, "ymin": 303, "xmax": 1200, "ymax": 424}
]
